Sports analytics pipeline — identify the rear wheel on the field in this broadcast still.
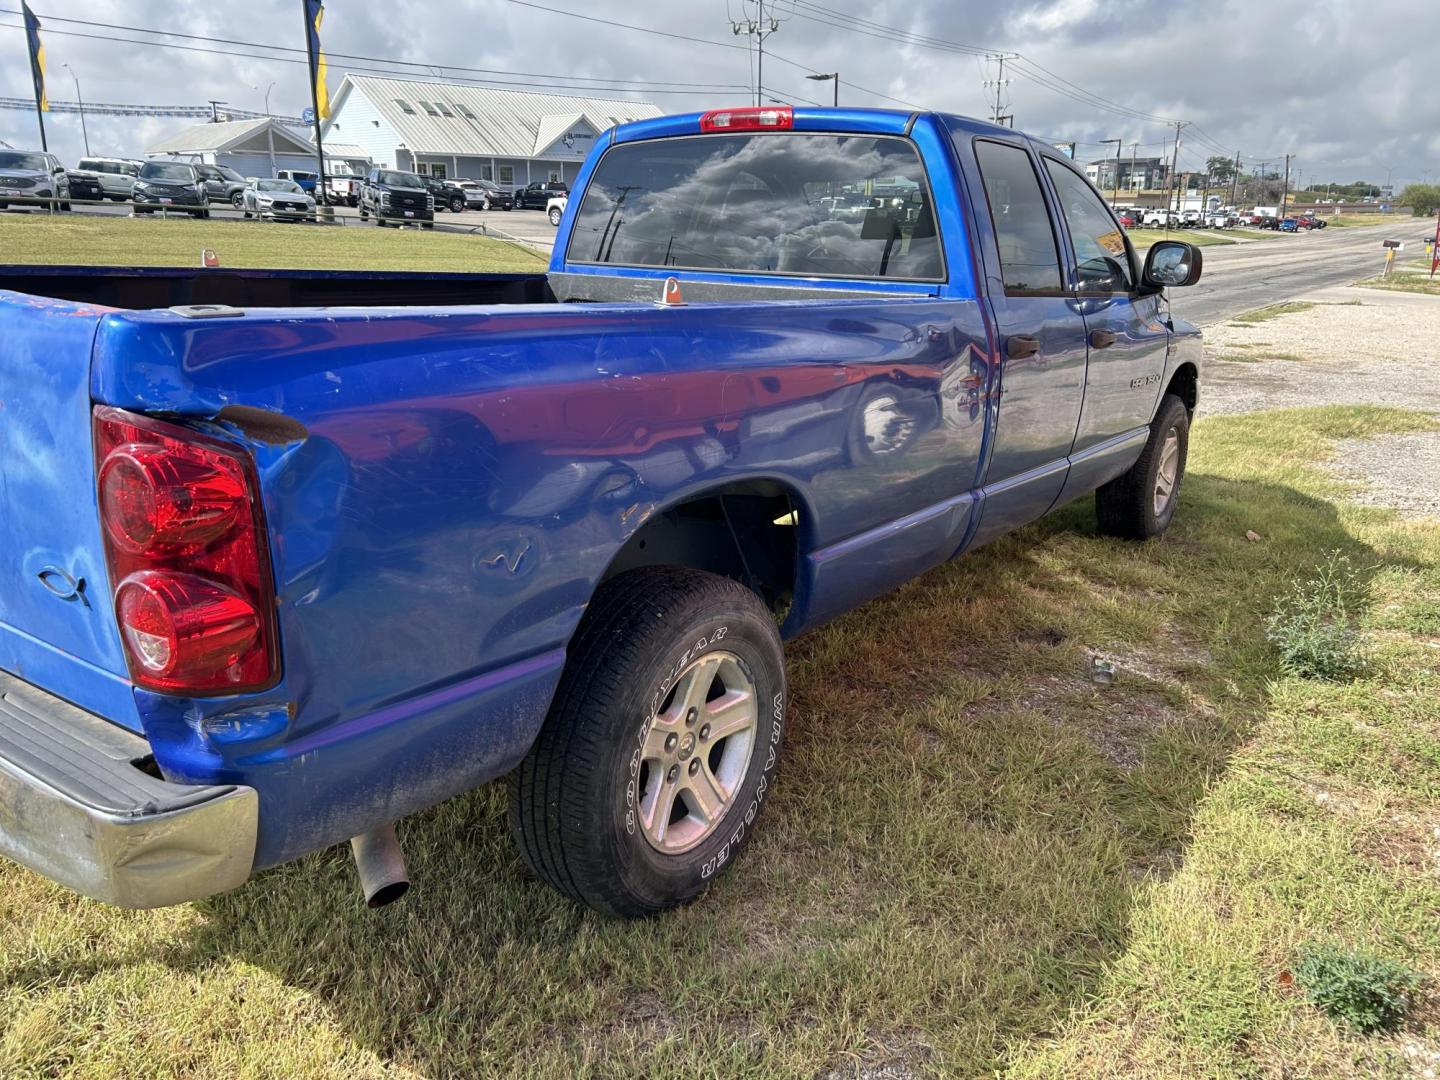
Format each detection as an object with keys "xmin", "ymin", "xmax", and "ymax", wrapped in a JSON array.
[
  {"xmin": 450, "ymin": 195, "xmax": 465, "ymax": 213},
  {"xmin": 548, "ymin": 206, "xmax": 563, "ymax": 226},
  {"xmin": 1096, "ymin": 393, "xmax": 1190, "ymax": 540},
  {"xmin": 509, "ymin": 567, "xmax": 786, "ymax": 918}
]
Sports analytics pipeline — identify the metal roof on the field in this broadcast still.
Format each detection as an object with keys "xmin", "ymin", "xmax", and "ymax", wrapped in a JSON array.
[
  {"xmin": 147, "ymin": 118, "xmax": 314, "ymax": 156},
  {"xmin": 325, "ymin": 75, "xmax": 662, "ymax": 159}
]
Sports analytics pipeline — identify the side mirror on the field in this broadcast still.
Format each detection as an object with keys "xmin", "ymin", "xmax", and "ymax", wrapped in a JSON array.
[{"xmin": 1143, "ymin": 240, "xmax": 1203, "ymax": 289}]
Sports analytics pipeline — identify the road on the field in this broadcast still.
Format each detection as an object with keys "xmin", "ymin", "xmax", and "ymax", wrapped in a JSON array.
[{"xmin": 1164, "ymin": 226, "xmax": 1411, "ymax": 326}]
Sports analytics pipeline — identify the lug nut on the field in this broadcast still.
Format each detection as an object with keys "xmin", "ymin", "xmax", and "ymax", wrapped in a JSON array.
[
  {"xmin": 664, "ymin": 732, "xmax": 678, "ymax": 752},
  {"xmin": 688, "ymin": 758, "xmax": 700, "ymax": 777},
  {"xmin": 666, "ymin": 764, "xmax": 679, "ymax": 784},
  {"xmin": 685, "ymin": 707, "xmax": 698, "ymax": 727},
  {"xmin": 699, "ymin": 723, "xmax": 711, "ymax": 740}
]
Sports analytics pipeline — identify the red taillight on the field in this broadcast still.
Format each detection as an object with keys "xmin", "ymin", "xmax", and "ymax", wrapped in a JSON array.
[
  {"xmin": 94, "ymin": 406, "xmax": 279, "ymax": 695},
  {"xmin": 699, "ymin": 106, "xmax": 793, "ymax": 133}
]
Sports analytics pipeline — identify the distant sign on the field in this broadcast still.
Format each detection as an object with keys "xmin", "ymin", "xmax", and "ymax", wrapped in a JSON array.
[
  {"xmin": 1052, "ymin": 142, "xmax": 1077, "ymax": 159},
  {"xmin": 1380, "ymin": 203, "xmax": 1390, "ymax": 212},
  {"xmin": 1382, "ymin": 239, "xmax": 1404, "ymax": 249},
  {"xmin": 302, "ymin": 107, "xmax": 316, "ymax": 124}
]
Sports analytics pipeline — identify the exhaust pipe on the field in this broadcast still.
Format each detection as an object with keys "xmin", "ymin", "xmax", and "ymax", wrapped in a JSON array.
[{"xmin": 350, "ymin": 825, "xmax": 410, "ymax": 908}]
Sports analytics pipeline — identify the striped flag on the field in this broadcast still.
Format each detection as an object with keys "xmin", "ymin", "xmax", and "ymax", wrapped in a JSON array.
[
  {"xmin": 22, "ymin": 1, "xmax": 47, "ymax": 112},
  {"xmin": 305, "ymin": 0, "xmax": 330, "ymax": 120}
]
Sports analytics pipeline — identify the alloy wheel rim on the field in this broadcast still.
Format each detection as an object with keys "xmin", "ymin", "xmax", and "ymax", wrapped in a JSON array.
[
  {"xmin": 1153, "ymin": 428, "xmax": 1180, "ymax": 516},
  {"xmin": 636, "ymin": 650, "xmax": 757, "ymax": 855}
]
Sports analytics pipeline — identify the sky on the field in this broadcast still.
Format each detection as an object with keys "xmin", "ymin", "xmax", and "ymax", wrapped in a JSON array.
[{"xmin": 1, "ymin": 0, "xmax": 1435, "ymax": 190}]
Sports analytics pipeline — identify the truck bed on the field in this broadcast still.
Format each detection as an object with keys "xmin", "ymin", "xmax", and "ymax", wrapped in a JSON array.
[{"xmin": 0, "ymin": 265, "xmax": 552, "ymax": 310}]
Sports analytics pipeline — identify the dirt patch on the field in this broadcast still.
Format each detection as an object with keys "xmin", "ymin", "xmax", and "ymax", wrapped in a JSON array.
[
  {"xmin": 1330, "ymin": 431, "xmax": 1440, "ymax": 519},
  {"xmin": 1201, "ymin": 292, "xmax": 1440, "ymax": 418}
]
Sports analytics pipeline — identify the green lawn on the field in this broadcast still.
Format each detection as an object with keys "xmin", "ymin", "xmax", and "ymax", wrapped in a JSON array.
[
  {"xmin": 1128, "ymin": 228, "xmax": 1239, "ymax": 248},
  {"xmin": 0, "ymin": 213, "xmax": 546, "ymax": 273},
  {"xmin": 2, "ymin": 405, "xmax": 1437, "ymax": 1078},
  {"xmin": 1359, "ymin": 270, "xmax": 1440, "ymax": 296}
]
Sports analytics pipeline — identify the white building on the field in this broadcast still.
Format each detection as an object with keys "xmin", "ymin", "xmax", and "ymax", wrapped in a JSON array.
[
  {"xmin": 318, "ymin": 75, "xmax": 662, "ymax": 187},
  {"xmin": 146, "ymin": 117, "xmax": 371, "ymax": 177}
]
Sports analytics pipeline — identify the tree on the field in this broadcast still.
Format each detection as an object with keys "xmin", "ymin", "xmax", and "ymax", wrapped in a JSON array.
[
  {"xmin": 1205, "ymin": 155, "xmax": 1237, "ymax": 184},
  {"xmin": 1397, "ymin": 184, "xmax": 1440, "ymax": 216}
]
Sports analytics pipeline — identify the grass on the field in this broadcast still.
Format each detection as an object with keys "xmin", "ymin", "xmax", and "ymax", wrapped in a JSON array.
[
  {"xmin": 0, "ymin": 213, "xmax": 546, "ymax": 273},
  {"xmin": 2, "ymin": 404, "xmax": 1437, "ymax": 1078},
  {"xmin": 1128, "ymin": 229, "xmax": 1239, "ymax": 248},
  {"xmin": 1230, "ymin": 301, "xmax": 1317, "ymax": 325},
  {"xmin": 1358, "ymin": 271, "xmax": 1440, "ymax": 296},
  {"xmin": 1323, "ymin": 215, "xmax": 1399, "ymax": 228}
]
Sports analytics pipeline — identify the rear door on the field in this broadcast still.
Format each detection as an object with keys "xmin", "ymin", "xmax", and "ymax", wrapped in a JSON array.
[
  {"xmin": 1039, "ymin": 154, "xmax": 1168, "ymax": 454},
  {"xmin": 965, "ymin": 137, "xmax": 1090, "ymax": 544}
]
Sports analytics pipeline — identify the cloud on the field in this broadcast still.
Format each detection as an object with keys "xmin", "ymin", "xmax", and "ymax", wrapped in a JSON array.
[{"xmin": 0, "ymin": 0, "xmax": 1432, "ymax": 186}]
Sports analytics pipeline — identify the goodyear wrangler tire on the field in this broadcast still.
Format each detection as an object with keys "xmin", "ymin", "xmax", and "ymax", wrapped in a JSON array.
[{"xmin": 509, "ymin": 567, "xmax": 786, "ymax": 917}]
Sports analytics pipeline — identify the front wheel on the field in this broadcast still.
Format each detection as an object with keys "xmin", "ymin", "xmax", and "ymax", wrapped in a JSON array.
[
  {"xmin": 548, "ymin": 206, "xmax": 563, "ymax": 226},
  {"xmin": 509, "ymin": 567, "xmax": 786, "ymax": 918},
  {"xmin": 1096, "ymin": 393, "xmax": 1190, "ymax": 540}
]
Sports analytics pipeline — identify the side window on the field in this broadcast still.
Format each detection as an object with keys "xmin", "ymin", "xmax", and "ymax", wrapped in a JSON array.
[
  {"xmin": 499, "ymin": 165, "xmax": 514, "ymax": 186},
  {"xmin": 973, "ymin": 141, "xmax": 1063, "ymax": 295},
  {"xmin": 1043, "ymin": 159, "xmax": 1134, "ymax": 294}
]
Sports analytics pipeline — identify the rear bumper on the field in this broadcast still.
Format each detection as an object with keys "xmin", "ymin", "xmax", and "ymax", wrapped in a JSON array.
[{"xmin": 0, "ymin": 669, "xmax": 257, "ymax": 908}]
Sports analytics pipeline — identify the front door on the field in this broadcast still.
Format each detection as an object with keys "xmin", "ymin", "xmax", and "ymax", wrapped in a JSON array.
[
  {"xmin": 966, "ymin": 138, "xmax": 1090, "ymax": 546},
  {"xmin": 1040, "ymin": 156, "xmax": 1169, "ymax": 457}
]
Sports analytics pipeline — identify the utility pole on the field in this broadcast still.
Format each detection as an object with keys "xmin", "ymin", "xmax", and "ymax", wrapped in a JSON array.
[
  {"xmin": 1279, "ymin": 153, "xmax": 1292, "ymax": 219},
  {"xmin": 732, "ymin": 1, "xmax": 781, "ymax": 107},
  {"xmin": 1167, "ymin": 121, "xmax": 1188, "ymax": 226},
  {"xmin": 1100, "ymin": 138, "xmax": 1122, "ymax": 208},
  {"xmin": 1129, "ymin": 142, "xmax": 1139, "ymax": 201},
  {"xmin": 1230, "ymin": 151, "xmax": 1241, "ymax": 208},
  {"xmin": 983, "ymin": 53, "xmax": 1018, "ymax": 127}
]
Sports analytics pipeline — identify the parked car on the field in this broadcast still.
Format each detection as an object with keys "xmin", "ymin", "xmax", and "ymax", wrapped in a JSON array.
[
  {"xmin": 547, "ymin": 193, "xmax": 568, "ymax": 226},
  {"xmin": 1278, "ymin": 217, "xmax": 1299, "ymax": 232},
  {"xmin": 324, "ymin": 173, "xmax": 364, "ymax": 207},
  {"xmin": 1140, "ymin": 208, "xmax": 1177, "ymax": 227},
  {"xmin": 276, "ymin": 169, "xmax": 320, "ymax": 195},
  {"xmin": 195, "ymin": 164, "xmax": 248, "ymax": 208},
  {"xmin": 131, "ymin": 161, "xmax": 207, "ymax": 217},
  {"xmin": 516, "ymin": 180, "xmax": 568, "ymax": 209},
  {"xmin": 66, "ymin": 170, "xmax": 105, "ymax": 204},
  {"xmin": 76, "ymin": 157, "xmax": 141, "ymax": 201},
  {"xmin": 1178, "ymin": 209, "xmax": 1203, "ymax": 228},
  {"xmin": 358, "ymin": 167, "xmax": 434, "ymax": 226},
  {"xmin": 0, "ymin": 149, "xmax": 70, "ymax": 211},
  {"xmin": 456, "ymin": 178, "xmax": 513, "ymax": 211},
  {"xmin": 1294, "ymin": 215, "xmax": 1326, "ymax": 230},
  {"xmin": 240, "ymin": 177, "xmax": 316, "ymax": 221},
  {"xmin": 1118, "ymin": 211, "xmax": 1140, "ymax": 228},
  {"xmin": 1205, "ymin": 212, "xmax": 1235, "ymax": 228},
  {"xmin": 0, "ymin": 105, "xmax": 1203, "ymax": 918},
  {"xmin": 421, "ymin": 176, "xmax": 469, "ymax": 214}
]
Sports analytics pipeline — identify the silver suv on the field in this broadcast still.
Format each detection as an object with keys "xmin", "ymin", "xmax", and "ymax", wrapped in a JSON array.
[
  {"xmin": 195, "ymin": 164, "xmax": 248, "ymax": 208},
  {"xmin": 76, "ymin": 157, "xmax": 141, "ymax": 201},
  {"xmin": 0, "ymin": 149, "xmax": 70, "ymax": 211}
]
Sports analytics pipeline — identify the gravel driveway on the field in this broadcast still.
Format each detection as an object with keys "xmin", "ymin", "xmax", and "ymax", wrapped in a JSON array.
[{"xmin": 1199, "ymin": 284, "xmax": 1440, "ymax": 518}]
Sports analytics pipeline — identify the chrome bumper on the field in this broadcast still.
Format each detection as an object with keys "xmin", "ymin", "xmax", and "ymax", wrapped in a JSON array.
[{"xmin": 0, "ymin": 670, "xmax": 257, "ymax": 908}]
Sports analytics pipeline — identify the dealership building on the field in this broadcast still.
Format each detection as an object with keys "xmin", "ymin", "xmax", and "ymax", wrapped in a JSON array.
[
  {"xmin": 146, "ymin": 117, "xmax": 372, "ymax": 177},
  {"xmin": 318, "ymin": 75, "xmax": 663, "ymax": 188}
]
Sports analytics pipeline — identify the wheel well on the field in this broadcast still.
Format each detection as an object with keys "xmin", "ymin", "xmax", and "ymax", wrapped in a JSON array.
[
  {"xmin": 1167, "ymin": 362, "xmax": 1198, "ymax": 413},
  {"xmin": 599, "ymin": 481, "xmax": 799, "ymax": 615}
]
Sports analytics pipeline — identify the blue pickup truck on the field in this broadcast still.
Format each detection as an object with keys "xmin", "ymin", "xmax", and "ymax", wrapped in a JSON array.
[{"xmin": 0, "ymin": 106, "xmax": 1202, "ymax": 918}]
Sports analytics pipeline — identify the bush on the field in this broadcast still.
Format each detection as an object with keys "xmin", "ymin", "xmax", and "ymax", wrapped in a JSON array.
[
  {"xmin": 1265, "ymin": 551, "xmax": 1366, "ymax": 679},
  {"xmin": 1293, "ymin": 944, "xmax": 1423, "ymax": 1033}
]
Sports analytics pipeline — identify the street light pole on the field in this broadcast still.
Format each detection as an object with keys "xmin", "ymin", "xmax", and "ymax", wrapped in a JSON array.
[
  {"xmin": 62, "ymin": 64, "xmax": 89, "ymax": 156},
  {"xmin": 1100, "ymin": 138, "xmax": 1122, "ymax": 208},
  {"xmin": 805, "ymin": 72, "xmax": 839, "ymax": 107}
]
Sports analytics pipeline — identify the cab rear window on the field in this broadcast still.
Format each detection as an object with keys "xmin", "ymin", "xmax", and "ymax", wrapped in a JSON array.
[{"xmin": 567, "ymin": 133, "xmax": 943, "ymax": 282}]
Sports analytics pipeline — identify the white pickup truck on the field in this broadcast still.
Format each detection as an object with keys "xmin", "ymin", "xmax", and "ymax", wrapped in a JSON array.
[{"xmin": 547, "ymin": 192, "xmax": 568, "ymax": 227}]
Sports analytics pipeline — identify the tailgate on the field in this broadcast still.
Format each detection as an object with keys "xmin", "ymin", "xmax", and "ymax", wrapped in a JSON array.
[{"xmin": 0, "ymin": 292, "xmax": 137, "ymax": 728}]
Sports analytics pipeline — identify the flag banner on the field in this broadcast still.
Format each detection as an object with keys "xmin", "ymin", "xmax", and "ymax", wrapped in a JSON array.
[
  {"xmin": 305, "ymin": 0, "xmax": 330, "ymax": 120},
  {"xmin": 22, "ymin": 1, "xmax": 47, "ymax": 112}
]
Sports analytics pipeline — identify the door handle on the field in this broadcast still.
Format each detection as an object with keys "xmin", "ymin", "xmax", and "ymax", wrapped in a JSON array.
[
  {"xmin": 1007, "ymin": 335, "xmax": 1041, "ymax": 360},
  {"xmin": 1089, "ymin": 329, "xmax": 1118, "ymax": 349}
]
